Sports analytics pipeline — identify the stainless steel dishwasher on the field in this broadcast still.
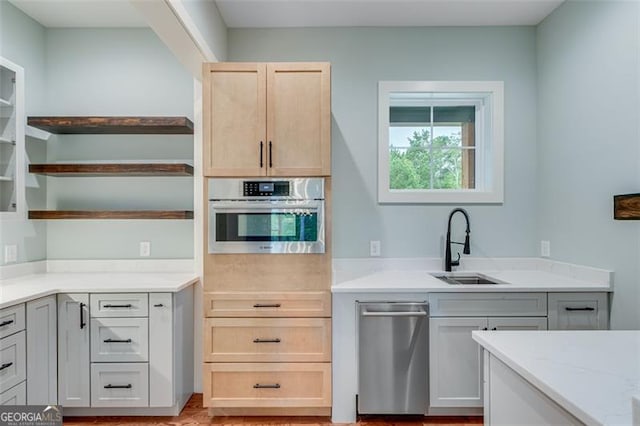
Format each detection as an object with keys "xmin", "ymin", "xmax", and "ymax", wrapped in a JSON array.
[{"xmin": 358, "ymin": 302, "xmax": 428, "ymax": 414}]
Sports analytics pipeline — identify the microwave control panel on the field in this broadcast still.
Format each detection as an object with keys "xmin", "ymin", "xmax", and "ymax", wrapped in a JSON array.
[{"xmin": 243, "ymin": 181, "xmax": 290, "ymax": 197}]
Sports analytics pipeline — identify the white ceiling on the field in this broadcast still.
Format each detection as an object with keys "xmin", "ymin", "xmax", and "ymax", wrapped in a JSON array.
[
  {"xmin": 215, "ymin": 0, "xmax": 565, "ymax": 28},
  {"xmin": 8, "ymin": 0, "xmax": 148, "ymax": 28},
  {"xmin": 8, "ymin": 0, "xmax": 565, "ymax": 29}
]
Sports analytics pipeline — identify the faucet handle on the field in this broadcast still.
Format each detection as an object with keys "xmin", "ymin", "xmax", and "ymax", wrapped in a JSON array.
[{"xmin": 451, "ymin": 252, "xmax": 461, "ymax": 267}]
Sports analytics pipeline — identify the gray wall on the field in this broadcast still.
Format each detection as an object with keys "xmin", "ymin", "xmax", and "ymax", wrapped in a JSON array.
[
  {"xmin": 0, "ymin": 1, "xmax": 47, "ymax": 265},
  {"xmin": 228, "ymin": 27, "xmax": 539, "ymax": 259},
  {"xmin": 537, "ymin": 1, "xmax": 640, "ymax": 329},
  {"xmin": 44, "ymin": 28, "xmax": 195, "ymax": 260}
]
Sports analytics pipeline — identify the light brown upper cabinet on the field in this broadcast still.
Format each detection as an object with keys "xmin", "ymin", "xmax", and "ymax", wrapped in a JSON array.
[{"xmin": 203, "ymin": 62, "xmax": 331, "ymax": 177}]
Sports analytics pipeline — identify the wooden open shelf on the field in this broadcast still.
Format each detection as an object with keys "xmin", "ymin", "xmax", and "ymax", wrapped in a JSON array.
[
  {"xmin": 614, "ymin": 194, "xmax": 640, "ymax": 220},
  {"xmin": 29, "ymin": 210, "xmax": 194, "ymax": 220},
  {"xmin": 29, "ymin": 163, "xmax": 194, "ymax": 177},
  {"xmin": 27, "ymin": 116, "xmax": 194, "ymax": 135}
]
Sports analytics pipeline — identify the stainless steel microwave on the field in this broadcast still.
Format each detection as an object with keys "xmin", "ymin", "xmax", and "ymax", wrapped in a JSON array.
[{"xmin": 208, "ymin": 178, "xmax": 325, "ymax": 254}]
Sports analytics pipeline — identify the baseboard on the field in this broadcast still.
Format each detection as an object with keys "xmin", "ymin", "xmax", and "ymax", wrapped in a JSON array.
[
  {"xmin": 208, "ymin": 407, "xmax": 332, "ymax": 417},
  {"xmin": 63, "ymin": 403, "xmax": 183, "ymax": 417}
]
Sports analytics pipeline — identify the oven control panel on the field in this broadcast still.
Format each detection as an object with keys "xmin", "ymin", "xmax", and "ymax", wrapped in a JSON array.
[{"xmin": 243, "ymin": 181, "xmax": 290, "ymax": 197}]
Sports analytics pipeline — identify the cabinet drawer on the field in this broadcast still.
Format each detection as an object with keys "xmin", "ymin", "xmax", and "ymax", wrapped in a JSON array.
[
  {"xmin": 548, "ymin": 292, "xmax": 609, "ymax": 330},
  {"xmin": 0, "ymin": 305, "xmax": 25, "ymax": 339},
  {"xmin": 1, "ymin": 381, "xmax": 26, "ymax": 405},
  {"xmin": 203, "ymin": 363, "xmax": 331, "ymax": 408},
  {"xmin": 204, "ymin": 318, "xmax": 331, "ymax": 362},
  {"xmin": 91, "ymin": 363, "xmax": 149, "ymax": 407},
  {"xmin": 91, "ymin": 318, "xmax": 149, "ymax": 362},
  {"xmin": 0, "ymin": 331, "xmax": 26, "ymax": 393},
  {"xmin": 204, "ymin": 291, "xmax": 331, "ymax": 317},
  {"xmin": 429, "ymin": 293, "xmax": 547, "ymax": 317},
  {"xmin": 90, "ymin": 293, "xmax": 148, "ymax": 318}
]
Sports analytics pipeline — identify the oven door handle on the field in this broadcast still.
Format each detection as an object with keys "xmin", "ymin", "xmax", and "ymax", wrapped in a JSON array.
[{"xmin": 210, "ymin": 201, "xmax": 322, "ymax": 211}]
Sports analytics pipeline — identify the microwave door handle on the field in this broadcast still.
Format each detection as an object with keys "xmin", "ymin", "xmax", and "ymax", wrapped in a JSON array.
[{"xmin": 210, "ymin": 202, "xmax": 321, "ymax": 211}]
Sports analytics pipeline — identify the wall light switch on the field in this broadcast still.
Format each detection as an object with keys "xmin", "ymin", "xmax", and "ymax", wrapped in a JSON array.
[
  {"xmin": 4, "ymin": 245, "xmax": 17, "ymax": 263},
  {"xmin": 370, "ymin": 240, "xmax": 381, "ymax": 257},
  {"xmin": 541, "ymin": 240, "xmax": 551, "ymax": 258},
  {"xmin": 139, "ymin": 241, "xmax": 151, "ymax": 257}
]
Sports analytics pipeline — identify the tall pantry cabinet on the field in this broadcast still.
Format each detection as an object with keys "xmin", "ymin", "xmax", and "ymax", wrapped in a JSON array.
[{"xmin": 202, "ymin": 62, "xmax": 332, "ymax": 416}]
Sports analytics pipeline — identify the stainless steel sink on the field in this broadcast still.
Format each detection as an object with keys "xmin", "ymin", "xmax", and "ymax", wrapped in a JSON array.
[{"xmin": 431, "ymin": 273, "xmax": 505, "ymax": 285}]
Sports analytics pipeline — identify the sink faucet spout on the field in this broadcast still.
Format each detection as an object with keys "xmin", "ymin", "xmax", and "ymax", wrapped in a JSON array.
[{"xmin": 445, "ymin": 208, "xmax": 471, "ymax": 272}]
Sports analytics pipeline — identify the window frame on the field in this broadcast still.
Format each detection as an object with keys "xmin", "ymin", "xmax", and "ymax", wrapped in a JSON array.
[{"xmin": 378, "ymin": 81, "xmax": 504, "ymax": 204}]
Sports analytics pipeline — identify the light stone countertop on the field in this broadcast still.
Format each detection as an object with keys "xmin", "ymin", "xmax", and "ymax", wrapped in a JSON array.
[
  {"xmin": 331, "ymin": 269, "xmax": 612, "ymax": 293},
  {"xmin": 473, "ymin": 330, "xmax": 640, "ymax": 426},
  {"xmin": 0, "ymin": 272, "xmax": 199, "ymax": 309}
]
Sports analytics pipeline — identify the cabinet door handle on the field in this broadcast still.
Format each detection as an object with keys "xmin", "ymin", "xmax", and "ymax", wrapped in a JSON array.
[
  {"xmin": 253, "ymin": 338, "xmax": 281, "ymax": 343},
  {"xmin": 103, "ymin": 304, "xmax": 133, "ymax": 308},
  {"xmin": 153, "ymin": 303, "xmax": 164, "ymax": 307},
  {"xmin": 491, "ymin": 327, "xmax": 498, "ymax": 331},
  {"xmin": 259, "ymin": 141, "xmax": 264, "ymax": 168},
  {"xmin": 253, "ymin": 303, "xmax": 281, "ymax": 308},
  {"xmin": 0, "ymin": 320, "xmax": 14, "ymax": 327},
  {"xmin": 80, "ymin": 302, "xmax": 86, "ymax": 329},
  {"xmin": 0, "ymin": 362, "xmax": 13, "ymax": 371},
  {"xmin": 104, "ymin": 338, "xmax": 132, "ymax": 343},
  {"xmin": 253, "ymin": 383, "xmax": 280, "ymax": 389},
  {"xmin": 268, "ymin": 141, "xmax": 273, "ymax": 168},
  {"xmin": 565, "ymin": 307, "xmax": 595, "ymax": 311},
  {"xmin": 104, "ymin": 384, "xmax": 132, "ymax": 389},
  {"xmin": 482, "ymin": 327, "xmax": 488, "ymax": 330}
]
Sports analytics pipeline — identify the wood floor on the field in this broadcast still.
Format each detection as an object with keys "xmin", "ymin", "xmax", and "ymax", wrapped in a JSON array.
[{"xmin": 63, "ymin": 394, "xmax": 483, "ymax": 425}]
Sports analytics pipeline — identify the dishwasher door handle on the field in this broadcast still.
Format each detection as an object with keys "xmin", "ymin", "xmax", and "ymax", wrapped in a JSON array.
[{"xmin": 361, "ymin": 310, "xmax": 427, "ymax": 317}]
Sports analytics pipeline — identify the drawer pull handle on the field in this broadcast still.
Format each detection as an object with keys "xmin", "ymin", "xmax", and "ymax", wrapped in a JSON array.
[
  {"xmin": 491, "ymin": 327, "xmax": 497, "ymax": 331},
  {"xmin": 104, "ymin": 384, "xmax": 132, "ymax": 389},
  {"xmin": 253, "ymin": 383, "xmax": 280, "ymax": 389},
  {"xmin": 0, "ymin": 362, "xmax": 13, "ymax": 371},
  {"xmin": 104, "ymin": 338, "xmax": 132, "ymax": 343},
  {"xmin": 0, "ymin": 320, "xmax": 14, "ymax": 327},
  {"xmin": 565, "ymin": 307, "xmax": 595, "ymax": 311},
  {"xmin": 103, "ymin": 304, "xmax": 133, "ymax": 308},
  {"xmin": 253, "ymin": 303, "xmax": 281, "ymax": 308},
  {"xmin": 253, "ymin": 338, "xmax": 281, "ymax": 343},
  {"xmin": 153, "ymin": 303, "xmax": 164, "ymax": 307},
  {"xmin": 80, "ymin": 302, "xmax": 86, "ymax": 329}
]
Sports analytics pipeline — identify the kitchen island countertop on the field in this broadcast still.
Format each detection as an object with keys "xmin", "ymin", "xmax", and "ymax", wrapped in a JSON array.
[{"xmin": 473, "ymin": 330, "xmax": 640, "ymax": 426}]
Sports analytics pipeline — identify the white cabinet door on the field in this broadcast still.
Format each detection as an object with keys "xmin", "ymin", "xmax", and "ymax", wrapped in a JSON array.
[
  {"xmin": 26, "ymin": 295, "xmax": 57, "ymax": 404},
  {"xmin": 548, "ymin": 293, "xmax": 608, "ymax": 330},
  {"xmin": 90, "ymin": 318, "xmax": 149, "ymax": 362},
  {"xmin": 488, "ymin": 317, "xmax": 548, "ymax": 331},
  {"xmin": 1, "ymin": 381, "xmax": 26, "ymax": 405},
  {"xmin": 149, "ymin": 293, "xmax": 173, "ymax": 407},
  {"xmin": 429, "ymin": 317, "xmax": 487, "ymax": 408},
  {"xmin": 0, "ymin": 331, "xmax": 26, "ymax": 394},
  {"xmin": 57, "ymin": 293, "xmax": 90, "ymax": 407}
]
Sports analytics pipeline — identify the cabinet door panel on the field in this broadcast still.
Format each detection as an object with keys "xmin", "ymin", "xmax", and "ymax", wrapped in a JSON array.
[
  {"xmin": 26, "ymin": 296, "xmax": 57, "ymax": 404},
  {"xmin": 429, "ymin": 317, "xmax": 486, "ymax": 408},
  {"xmin": 58, "ymin": 293, "xmax": 90, "ymax": 407},
  {"xmin": 149, "ymin": 293, "xmax": 173, "ymax": 407},
  {"xmin": 266, "ymin": 63, "xmax": 330, "ymax": 176},
  {"xmin": 204, "ymin": 63, "xmax": 266, "ymax": 176}
]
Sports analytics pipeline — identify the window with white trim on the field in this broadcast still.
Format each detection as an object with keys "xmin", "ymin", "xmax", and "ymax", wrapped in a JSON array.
[{"xmin": 378, "ymin": 81, "xmax": 504, "ymax": 204}]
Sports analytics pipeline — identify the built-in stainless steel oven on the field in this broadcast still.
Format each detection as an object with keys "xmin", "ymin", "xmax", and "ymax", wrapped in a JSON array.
[{"xmin": 208, "ymin": 178, "xmax": 325, "ymax": 254}]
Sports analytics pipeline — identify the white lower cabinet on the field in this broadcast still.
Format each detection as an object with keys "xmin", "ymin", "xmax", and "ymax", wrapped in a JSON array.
[
  {"xmin": 91, "ymin": 363, "xmax": 149, "ymax": 407},
  {"xmin": 26, "ymin": 295, "xmax": 57, "ymax": 405},
  {"xmin": 58, "ymin": 293, "xmax": 91, "ymax": 407},
  {"xmin": 428, "ymin": 292, "xmax": 549, "ymax": 410},
  {"xmin": 57, "ymin": 288, "xmax": 194, "ymax": 414},
  {"xmin": 429, "ymin": 312, "xmax": 547, "ymax": 409},
  {"xmin": 548, "ymin": 292, "xmax": 609, "ymax": 330},
  {"xmin": 0, "ymin": 331, "xmax": 27, "ymax": 394}
]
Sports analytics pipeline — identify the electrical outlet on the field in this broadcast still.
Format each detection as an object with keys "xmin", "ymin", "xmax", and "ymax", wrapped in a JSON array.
[
  {"xmin": 139, "ymin": 241, "xmax": 151, "ymax": 257},
  {"xmin": 541, "ymin": 240, "xmax": 551, "ymax": 258},
  {"xmin": 370, "ymin": 240, "xmax": 381, "ymax": 257},
  {"xmin": 4, "ymin": 245, "xmax": 17, "ymax": 263}
]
